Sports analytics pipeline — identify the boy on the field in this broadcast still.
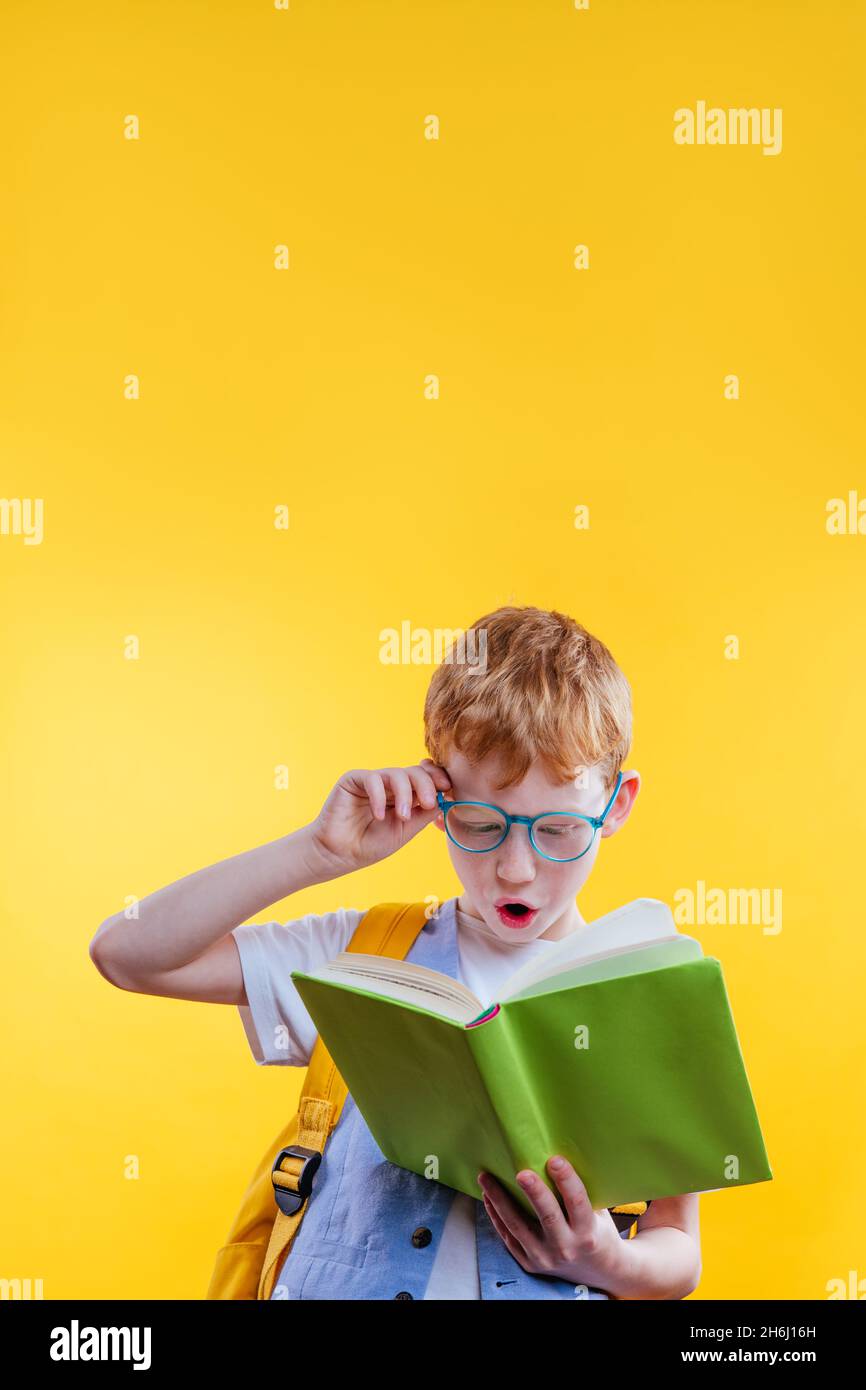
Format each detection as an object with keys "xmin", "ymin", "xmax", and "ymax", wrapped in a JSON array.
[{"xmin": 90, "ymin": 605, "xmax": 701, "ymax": 1300}]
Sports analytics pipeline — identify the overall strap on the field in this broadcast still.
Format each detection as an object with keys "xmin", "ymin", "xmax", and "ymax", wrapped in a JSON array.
[
  {"xmin": 608, "ymin": 1199, "xmax": 650, "ymax": 1235},
  {"xmin": 257, "ymin": 900, "xmax": 433, "ymax": 1299}
]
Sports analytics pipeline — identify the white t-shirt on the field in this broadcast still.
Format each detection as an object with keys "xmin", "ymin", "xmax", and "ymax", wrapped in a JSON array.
[{"xmin": 231, "ymin": 899, "xmax": 565, "ymax": 1300}]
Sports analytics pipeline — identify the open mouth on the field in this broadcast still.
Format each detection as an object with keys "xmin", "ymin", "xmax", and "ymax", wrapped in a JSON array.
[{"xmin": 495, "ymin": 902, "xmax": 539, "ymax": 927}]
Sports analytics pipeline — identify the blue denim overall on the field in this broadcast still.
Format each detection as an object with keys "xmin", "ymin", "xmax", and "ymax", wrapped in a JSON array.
[{"xmin": 271, "ymin": 894, "xmax": 630, "ymax": 1300}]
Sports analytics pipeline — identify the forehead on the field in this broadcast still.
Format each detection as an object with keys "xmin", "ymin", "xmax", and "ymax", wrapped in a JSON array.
[{"xmin": 445, "ymin": 750, "xmax": 601, "ymax": 809}]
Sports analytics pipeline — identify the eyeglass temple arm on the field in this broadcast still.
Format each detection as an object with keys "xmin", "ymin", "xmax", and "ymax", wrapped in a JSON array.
[{"xmin": 591, "ymin": 771, "xmax": 624, "ymax": 827}]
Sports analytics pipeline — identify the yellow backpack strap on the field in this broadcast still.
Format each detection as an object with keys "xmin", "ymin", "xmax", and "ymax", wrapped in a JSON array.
[
  {"xmin": 608, "ymin": 1200, "xmax": 650, "ymax": 1237},
  {"xmin": 256, "ymin": 900, "xmax": 433, "ymax": 1300}
]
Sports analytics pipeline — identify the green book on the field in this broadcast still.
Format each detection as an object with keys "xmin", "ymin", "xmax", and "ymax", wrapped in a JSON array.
[{"xmin": 291, "ymin": 898, "xmax": 772, "ymax": 1216}]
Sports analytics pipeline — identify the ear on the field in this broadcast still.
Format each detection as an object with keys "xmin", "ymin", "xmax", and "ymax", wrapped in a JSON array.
[{"xmin": 600, "ymin": 771, "xmax": 640, "ymax": 837}]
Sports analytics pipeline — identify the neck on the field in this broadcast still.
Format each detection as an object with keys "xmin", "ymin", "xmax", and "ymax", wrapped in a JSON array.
[{"xmin": 539, "ymin": 900, "xmax": 586, "ymax": 941}]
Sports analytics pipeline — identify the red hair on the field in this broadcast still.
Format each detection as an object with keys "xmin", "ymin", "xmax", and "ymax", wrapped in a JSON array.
[{"xmin": 423, "ymin": 606, "xmax": 632, "ymax": 794}]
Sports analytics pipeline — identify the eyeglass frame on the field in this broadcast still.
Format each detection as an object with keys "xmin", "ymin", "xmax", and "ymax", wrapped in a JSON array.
[{"xmin": 435, "ymin": 771, "xmax": 624, "ymax": 863}]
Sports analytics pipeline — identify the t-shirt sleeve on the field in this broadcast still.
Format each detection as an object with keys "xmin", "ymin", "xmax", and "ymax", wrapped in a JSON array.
[{"xmin": 231, "ymin": 907, "xmax": 364, "ymax": 1066}]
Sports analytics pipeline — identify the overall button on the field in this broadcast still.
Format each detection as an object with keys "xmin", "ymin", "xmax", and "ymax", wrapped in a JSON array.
[
  {"xmin": 411, "ymin": 1226, "xmax": 432, "ymax": 1248},
  {"xmin": 394, "ymin": 1290, "xmax": 414, "ymax": 1300}
]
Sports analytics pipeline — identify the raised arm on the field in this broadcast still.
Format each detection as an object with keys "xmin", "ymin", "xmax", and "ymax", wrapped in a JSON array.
[
  {"xmin": 88, "ymin": 760, "xmax": 452, "ymax": 1006},
  {"xmin": 88, "ymin": 826, "xmax": 335, "ymax": 1003}
]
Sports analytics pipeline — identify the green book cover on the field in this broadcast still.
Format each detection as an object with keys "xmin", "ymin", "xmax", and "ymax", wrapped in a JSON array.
[{"xmin": 291, "ymin": 924, "xmax": 772, "ymax": 1216}]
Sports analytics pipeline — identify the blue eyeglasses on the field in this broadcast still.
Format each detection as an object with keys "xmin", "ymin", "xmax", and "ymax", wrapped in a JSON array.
[{"xmin": 436, "ymin": 772, "xmax": 623, "ymax": 863}]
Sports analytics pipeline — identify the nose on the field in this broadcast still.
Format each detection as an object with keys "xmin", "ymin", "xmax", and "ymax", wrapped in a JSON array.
[{"xmin": 494, "ymin": 824, "xmax": 537, "ymax": 885}]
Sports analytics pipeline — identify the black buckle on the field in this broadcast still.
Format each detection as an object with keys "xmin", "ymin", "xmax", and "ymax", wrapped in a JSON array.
[{"xmin": 271, "ymin": 1145, "xmax": 322, "ymax": 1217}]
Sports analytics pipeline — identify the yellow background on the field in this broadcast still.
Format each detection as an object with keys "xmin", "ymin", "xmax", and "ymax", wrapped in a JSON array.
[{"xmin": 2, "ymin": 0, "xmax": 864, "ymax": 1299}]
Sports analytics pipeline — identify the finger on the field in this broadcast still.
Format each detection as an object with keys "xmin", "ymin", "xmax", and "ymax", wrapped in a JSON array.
[
  {"xmin": 481, "ymin": 1193, "xmax": 531, "ymax": 1265},
  {"xmin": 544, "ymin": 1156, "xmax": 595, "ymax": 1234},
  {"xmin": 361, "ymin": 771, "xmax": 387, "ymax": 820},
  {"xmin": 479, "ymin": 1173, "xmax": 543, "ymax": 1260},
  {"xmin": 381, "ymin": 768, "xmax": 414, "ymax": 821},
  {"xmin": 406, "ymin": 765, "xmax": 438, "ymax": 811},
  {"xmin": 515, "ymin": 1165, "xmax": 572, "ymax": 1243},
  {"xmin": 419, "ymin": 758, "xmax": 453, "ymax": 791}
]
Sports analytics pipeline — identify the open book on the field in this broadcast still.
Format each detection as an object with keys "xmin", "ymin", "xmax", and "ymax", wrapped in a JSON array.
[{"xmin": 290, "ymin": 898, "xmax": 772, "ymax": 1214}]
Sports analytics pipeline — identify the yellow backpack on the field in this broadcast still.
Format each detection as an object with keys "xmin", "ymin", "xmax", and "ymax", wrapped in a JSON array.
[
  {"xmin": 206, "ymin": 900, "xmax": 431, "ymax": 1300},
  {"xmin": 205, "ymin": 898, "xmax": 647, "ymax": 1299}
]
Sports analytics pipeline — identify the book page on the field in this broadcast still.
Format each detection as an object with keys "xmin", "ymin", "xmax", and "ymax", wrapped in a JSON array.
[
  {"xmin": 499, "ymin": 898, "xmax": 680, "ymax": 1002},
  {"xmin": 298, "ymin": 953, "xmax": 482, "ymax": 1020},
  {"xmin": 506, "ymin": 936, "xmax": 703, "ymax": 1003}
]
